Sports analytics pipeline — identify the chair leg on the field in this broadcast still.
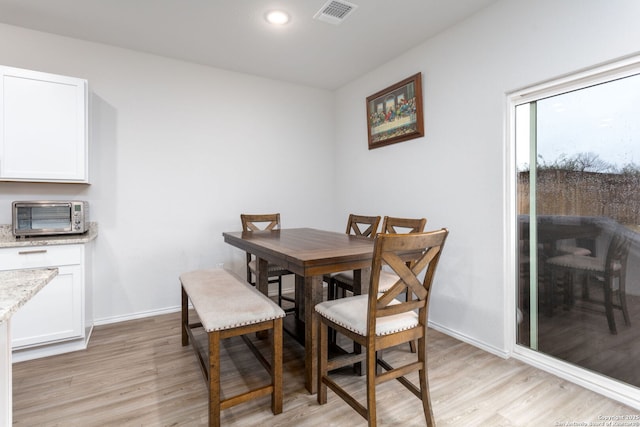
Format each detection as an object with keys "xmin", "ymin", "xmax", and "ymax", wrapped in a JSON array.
[
  {"xmin": 563, "ymin": 272, "xmax": 575, "ymax": 310},
  {"xmin": 327, "ymin": 278, "xmax": 337, "ymax": 344},
  {"xmin": 417, "ymin": 337, "xmax": 435, "ymax": 427},
  {"xmin": 603, "ymin": 281, "xmax": 617, "ymax": 334},
  {"xmin": 620, "ymin": 291, "xmax": 631, "ymax": 326},
  {"xmin": 366, "ymin": 345, "xmax": 377, "ymax": 427},
  {"xmin": 318, "ymin": 320, "xmax": 328, "ymax": 405},
  {"xmin": 209, "ymin": 331, "xmax": 222, "ymax": 427},
  {"xmin": 272, "ymin": 318, "xmax": 283, "ymax": 415},
  {"xmin": 544, "ymin": 269, "xmax": 553, "ymax": 316},
  {"xmin": 328, "ymin": 277, "xmax": 336, "ymax": 300},
  {"xmin": 406, "ymin": 290, "xmax": 417, "ymax": 353},
  {"xmin": 619, "ymin": 274, "xmax": 631, "ymax": 327}
]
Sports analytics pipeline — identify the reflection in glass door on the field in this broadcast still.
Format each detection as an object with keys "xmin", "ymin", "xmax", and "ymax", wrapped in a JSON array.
[{"xmin": 516, "ymin": 72, "xmax": 640, "ymax": 387}]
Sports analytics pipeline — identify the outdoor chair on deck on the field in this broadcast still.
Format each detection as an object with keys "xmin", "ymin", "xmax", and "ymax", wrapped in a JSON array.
[{"xmin": 545, "ymin": 231, "xmax": 631, "ymax": 334}]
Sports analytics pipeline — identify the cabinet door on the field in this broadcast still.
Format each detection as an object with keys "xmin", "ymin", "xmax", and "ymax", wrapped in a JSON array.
[
  {"xmin": 0, "ymin": 66, "xmax": 88, "ymax": 182},
  {"xmin": 10, "ymin": 264, "xmax": 83, "ymax": 348}
]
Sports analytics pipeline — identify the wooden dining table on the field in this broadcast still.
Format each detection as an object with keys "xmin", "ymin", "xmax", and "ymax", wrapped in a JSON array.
[{"xmin": 222, "ymin": 227, "xmax": 375, "ymax": 394}]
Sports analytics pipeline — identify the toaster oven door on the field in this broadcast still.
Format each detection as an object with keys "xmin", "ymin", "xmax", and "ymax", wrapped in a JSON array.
[{"xmin": 14, "ymin": 203, "xmax": 73, "ymax": 235}]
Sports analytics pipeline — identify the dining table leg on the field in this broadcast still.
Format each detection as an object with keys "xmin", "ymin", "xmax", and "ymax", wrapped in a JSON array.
[
  {"xmin": 255, "ymin": 257, "xmax": 269, "ymax": 296},
  {"xmin": 303, "ymin": 274, "xmax": 323, "ymax": 394}
]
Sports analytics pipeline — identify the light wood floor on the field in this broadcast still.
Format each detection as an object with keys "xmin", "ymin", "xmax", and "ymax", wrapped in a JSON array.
[{"xmin": 12, "ymin": 311, "xmax": 639, "ymax": 426}]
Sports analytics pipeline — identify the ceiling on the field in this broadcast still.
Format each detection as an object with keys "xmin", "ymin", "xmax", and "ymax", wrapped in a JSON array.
[{"xmin": 0, "ymin": 0, "xmax": 498, "ymax": 90}]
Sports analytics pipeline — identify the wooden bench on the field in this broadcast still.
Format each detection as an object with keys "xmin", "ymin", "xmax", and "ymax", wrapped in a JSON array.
[{"xmin": 180, "ymin": 269, "xmax": 285, "ymax": 427}]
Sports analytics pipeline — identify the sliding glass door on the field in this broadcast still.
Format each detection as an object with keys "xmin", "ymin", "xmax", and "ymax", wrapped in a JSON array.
[{"xmin": 515, "ymin": 69, "xmax": 640, "ymax": 387}]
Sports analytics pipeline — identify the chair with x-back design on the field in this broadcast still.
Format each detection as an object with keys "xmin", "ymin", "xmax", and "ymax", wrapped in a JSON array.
[
  {"xmin": 316, "ymin": 228, "xmax": 449, "ymax": 427},
  {"xmin": 241, "ymin": 213, "xmax": 294, "ymax": 313},
  {"xmin": 325, "ymin": 214, "xmax": 381, "ymax": 300}
]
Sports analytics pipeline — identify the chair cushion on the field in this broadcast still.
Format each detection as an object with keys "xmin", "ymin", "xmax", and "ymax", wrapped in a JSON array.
[
  {"xmin": 556, "ymin": 245, "xmax": 591, "ymax": 256},
  {"xmin": 248, "ymin": 259, "xmax": 289, "ymax": 275},
  {"xmin": 333, "ymin": 270, "xmax": 354, "ymax": 282},
  {"xmin": 180, "ymin": 269, "xmax": 285, "ymax": 332},
  {"xmin": 315, "ymin": 294, "xmax": 418, "ymax": 337},
  {"xmin": 333, "ymin": 270, "xmax": 398, "ymax": 293},
  {"xmin": 546, "ymin": 254, "xmax": 608, "ymax": 272},
  {"xmin": 331, "ymin": 271, "xmax": 354, "ymax": 291},
  {"xmin": 378, "ymin": 270, "xmax": 400, "ymax": 293}
]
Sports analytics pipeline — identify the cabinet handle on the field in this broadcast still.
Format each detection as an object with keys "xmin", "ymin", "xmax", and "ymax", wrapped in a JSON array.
[{"xmin": 18, "ymin": 249, "xmax": 48, "ymax": 255}]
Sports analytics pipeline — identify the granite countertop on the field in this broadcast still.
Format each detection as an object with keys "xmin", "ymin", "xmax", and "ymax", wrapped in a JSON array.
[
  {"xmin": 0, "ymin": 222, "xmax": 98, "ymax": 248},
  {"xmin": 0, "ymin": 268, "xmax": 58, "ymax": 322}
]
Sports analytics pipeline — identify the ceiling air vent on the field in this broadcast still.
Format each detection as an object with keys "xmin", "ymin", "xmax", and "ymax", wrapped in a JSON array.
[{"xmin": 313, "ymin": 0, "xmax": 358, "ymax": 25}]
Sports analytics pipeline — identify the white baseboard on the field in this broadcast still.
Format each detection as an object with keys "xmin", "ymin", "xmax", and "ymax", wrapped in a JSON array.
[
  {"xmin": 428, "ymin": 320, "xmax": 510, "ymax": 359},
  {"xmin": 93, "ymin": 306, "xmax": 181, "ymax": 326},
  {"xmin": 513, "ymin": 345, "xmax": 640, "ymax": 410},
  {"xmin": 12, "ymin": 326, "xmax": 93, "ymax": 363}
]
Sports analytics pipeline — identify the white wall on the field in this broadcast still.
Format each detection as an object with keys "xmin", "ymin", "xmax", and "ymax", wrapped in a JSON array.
[
  {"xmin": 333, "ymin": 0, "xmax": 640, "ymax": 354},
  {"xmin": 2, "ymin": 0, "xmax": 640, "ymax": 353},
  {"xmin": 0, "ymin": 24, "xmax": 336, "ymax": 322}
]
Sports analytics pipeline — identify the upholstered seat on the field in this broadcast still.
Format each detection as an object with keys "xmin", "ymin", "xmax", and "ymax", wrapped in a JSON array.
[
  {"xmin": 316, "ymin": 295, "xmax": 417, "ymax": 336},
  {"xmin": 547, "ymin": 254, "xmax": 622, "ymax": 273},
  {"xmin": 329, "ymin": 269, "xmax": 398, "ymax": 295},
  {"xmin": 556, "ymin": 245, "xmax": 592, "ymax": 256},
  {"xmin": 181, "ymin": 269, "xmax": 286, "ymax": 331},
  {"xmin": 247, "ymin": 259, "xmax": 292, "ymax": 277}
]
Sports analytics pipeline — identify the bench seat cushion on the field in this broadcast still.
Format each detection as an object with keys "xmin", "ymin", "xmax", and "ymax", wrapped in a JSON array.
[{"xmin": 180, "ymin": 269, "xmax": 286, "ymax": 332}]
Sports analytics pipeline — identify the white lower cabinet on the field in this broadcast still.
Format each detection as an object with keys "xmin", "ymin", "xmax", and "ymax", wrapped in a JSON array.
[
  {"xmin": 11, "ymin": 264, "xmax": 82, "ymax": 347},
  {"xmin": 0, "ymin": 244, "xmax": 92, "ymax": 361}
]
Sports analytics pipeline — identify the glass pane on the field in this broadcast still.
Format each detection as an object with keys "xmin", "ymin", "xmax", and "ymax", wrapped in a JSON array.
[{"xmin": 516, "ymin": 73, "xmax": 640, "ymax": 387}]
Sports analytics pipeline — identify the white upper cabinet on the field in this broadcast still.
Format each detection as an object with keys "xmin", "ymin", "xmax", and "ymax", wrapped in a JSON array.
[{"xmin": 0, "ymin": 66, "xmax": 88, "ymax": 183}]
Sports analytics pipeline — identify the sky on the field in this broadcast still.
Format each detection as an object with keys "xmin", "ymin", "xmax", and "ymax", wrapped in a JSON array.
[{"xmin": 516, "ymin": 72, "xmax": 640, "ymax": 171}]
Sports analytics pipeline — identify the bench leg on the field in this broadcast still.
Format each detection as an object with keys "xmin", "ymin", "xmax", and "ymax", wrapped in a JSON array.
[
  {"xmin": 209, "ymin": 331, "xmax": 221, "ymax": 427},
  {"xmin": 272, "ymin": 318, "xmax": 283, "ymax": 415}
]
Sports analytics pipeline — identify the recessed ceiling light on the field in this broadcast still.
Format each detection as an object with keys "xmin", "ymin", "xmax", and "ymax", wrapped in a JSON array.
[{"xmin": 265, "ymin": 10, "xmax": 290, "ymax": 25}]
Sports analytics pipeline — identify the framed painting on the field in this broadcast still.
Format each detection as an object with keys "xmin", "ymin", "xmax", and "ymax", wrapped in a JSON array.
[{"xmin": 366, "ymin": 72, "xmax": 424, "ymax": 149}]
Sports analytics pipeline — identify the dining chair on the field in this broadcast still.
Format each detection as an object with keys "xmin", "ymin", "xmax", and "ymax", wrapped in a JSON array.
[
  {"xmin": 325, "ymin": 214, "xmax": 381, "ymax": 301},
  {"xmin": 545, "ymin": 231, "xmax": 631, "ymax": 334},
  {"xmin": 241, "ymin": 213, "xmax": 295, "ymax": 314},
  {"xmin": 323, "ymin": 214, "xmax": 380, "ymax": 346},
  {"xmin": 330, "ymin": 216, "xmax": 427, "ymax": 298},
  {"xmin": 330, "ymin": 216, "xmax": 426, "ymax": 353},
  {"xmin": 316, "ymin": 228, "xmax": 449, "ymax": 427}
]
